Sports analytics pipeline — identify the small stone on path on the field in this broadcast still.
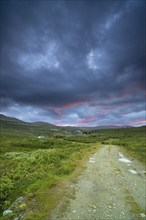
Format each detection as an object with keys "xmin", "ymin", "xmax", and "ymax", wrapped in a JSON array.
[
  {"xmin": 3, "ymin": 209, "xmax": 13, "ymax": 216},
  {"xmin": 140, "ymin": 213, "xmax": 146, "ymax": 218}
]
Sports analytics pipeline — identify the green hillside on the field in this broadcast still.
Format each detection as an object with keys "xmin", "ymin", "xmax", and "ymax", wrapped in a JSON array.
[
  {"xmin": 0, "ymin": 114, "xmax": 61, "ymax": 140},
  {"xmin": 0, "ymin": 115, "xmax": 145, "ymax": 220}
]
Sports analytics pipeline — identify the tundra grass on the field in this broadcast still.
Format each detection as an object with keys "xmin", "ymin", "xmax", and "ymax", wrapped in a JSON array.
[
  {"xmin": 0, "ymin": 135, "xmax": 99, "ymax": 219},
  {"xmin": 0, "ymin": 122, "xmax": 145, "ymax": 219},
  {"xmin": 95, "ymin": 126, "xmax": 146, "ymax": 164}
]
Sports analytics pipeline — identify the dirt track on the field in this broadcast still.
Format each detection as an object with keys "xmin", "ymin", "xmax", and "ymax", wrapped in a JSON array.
[{"xmin": 50, "ymin": 145, "xmax": 146, "ymax": 220}]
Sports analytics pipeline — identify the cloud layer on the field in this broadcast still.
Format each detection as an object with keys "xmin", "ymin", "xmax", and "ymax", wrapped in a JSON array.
[{"xmin": 0, "ymin": 0, "xmax": 145, "ymax": 126}]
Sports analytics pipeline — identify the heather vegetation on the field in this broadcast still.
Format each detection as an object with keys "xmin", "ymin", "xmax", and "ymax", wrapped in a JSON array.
[
  {"xmin": 0, "ymin": 135, "xmax": 99, "ymax": 219},
  {"xmin": 0, "ymin": 117, "xmax": 145, "ymax": 219}
]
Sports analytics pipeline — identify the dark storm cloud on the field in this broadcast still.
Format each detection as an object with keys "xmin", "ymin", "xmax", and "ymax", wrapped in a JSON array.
[{"xmin": 0, "ymin": 0, "xmax": 145, "ymax": 126}]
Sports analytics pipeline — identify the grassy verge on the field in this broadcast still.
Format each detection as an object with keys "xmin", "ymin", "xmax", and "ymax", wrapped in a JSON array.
[
  {"xmin": 24, "ymin": 143, "xmax": 100, "ymax": 220},
  {"xmin": 0, "ymin": 136, "xmax": 100, "ymax": 220},
  {"xmin": 124, "ymin": 188, "xmax": 146, "ymax": 219},
  {"xmin": 95, "ymin": 126, "xmax": 146, "ymax": 164}
]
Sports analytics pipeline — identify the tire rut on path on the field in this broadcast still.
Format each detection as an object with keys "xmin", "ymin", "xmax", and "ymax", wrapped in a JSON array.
[{"xmin": 50, "ymin": 145, "xmax": 146, "ymax": 220}]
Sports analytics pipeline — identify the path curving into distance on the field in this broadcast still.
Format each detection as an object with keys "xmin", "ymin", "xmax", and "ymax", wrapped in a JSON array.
[{"xmin": 50, "ymin": 145, "xmax": 146, "ymax": 220}]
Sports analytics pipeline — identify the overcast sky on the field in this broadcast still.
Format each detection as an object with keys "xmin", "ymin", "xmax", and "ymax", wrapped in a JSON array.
[{"xmin": 0, "ymin": 0, "xmax": 145, "ymax": 127}]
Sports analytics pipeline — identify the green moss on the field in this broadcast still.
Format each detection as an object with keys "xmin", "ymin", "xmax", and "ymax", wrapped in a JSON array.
[{"xmin": 19, "ymin": 203, "xmax": 27, "ymax": 211}]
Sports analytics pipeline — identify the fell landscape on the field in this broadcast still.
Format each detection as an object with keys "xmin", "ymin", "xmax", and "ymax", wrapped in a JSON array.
[
  {"xmin": 0, "ymin": 0, "xmax": 145, "ymax": 219},
  {"xmin": 0, "ymin": 115, "xmax": 146, "ymax": 219}
]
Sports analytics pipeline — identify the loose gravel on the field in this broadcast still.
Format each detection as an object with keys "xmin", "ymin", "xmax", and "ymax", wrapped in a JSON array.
[{"xmin": 50, "ymin": 145, "xmax": 146, "ymax": 220}]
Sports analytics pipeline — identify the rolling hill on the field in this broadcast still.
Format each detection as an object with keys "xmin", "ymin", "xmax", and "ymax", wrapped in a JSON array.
[
  {"xmin": 0, "ymin": 114, "xmax": 138, "ymax": 140},
  {"xmin": 0, "ymin": 114, "xmax": 59, "ymax": 139}
]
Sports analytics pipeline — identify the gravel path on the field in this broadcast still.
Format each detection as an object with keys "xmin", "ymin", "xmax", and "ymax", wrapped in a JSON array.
[{"xmin": 50, "ymin": 145, "xmax": 146, "ymax": 220}]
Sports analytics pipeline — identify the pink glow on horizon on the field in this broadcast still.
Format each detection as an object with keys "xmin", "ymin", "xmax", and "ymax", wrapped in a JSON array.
[
  {"xmin": 48, "ymin": 107, "xmax": 64, "ymax": 117},
  {"xmin": 61, "ymin": 100, "xmax": 88, "ymax": 109},
  {"xmin": 46, "ymin": 100, "xmax": 89, "ymax": 117},
  {"xmin": 99, "ymin": 108, "xmax": 112, "ymax": 114},
  {"xmin": 56, "ymin": 122, "xmax": 75, "ymax": 126},
  {"xmin": 56, "ymin": 121, "xmax": 82, "ymax": 127},
  {"xmin": 128, "ymin": 118, "xmax": 146, "ymax": 126},
  {"xmin": 79, "ymin": 117, "xmax": 96, "ymax": 124},
  {"xmin": 100, "ymin": 103, "xmax": 128, "ymax": 109}
]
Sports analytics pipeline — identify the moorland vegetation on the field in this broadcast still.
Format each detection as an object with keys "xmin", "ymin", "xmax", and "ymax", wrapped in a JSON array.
[{"xmin": 0, "ymin": 115, "xmax": 145, "ymax": 219}]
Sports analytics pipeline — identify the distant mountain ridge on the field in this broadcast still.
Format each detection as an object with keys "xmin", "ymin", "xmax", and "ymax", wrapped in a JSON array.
[
  {"xmin": 93, "ymin": 125, "xmax": 133, "ymax": 129},
  {"xmin": 0, "ymin": 114, "xmax": 135, "ymax": 129},
  {"xmin": 0, "ymin": 114, "xmax": 55, "ymax": 127},
  {"xmin": 31, "ymin": 121, "xmax": 56, "ymax": 127},
  {"xmin": 65, "ymin": 125, "xmax": 133, "ymax": 130},
  {"xmin": 0, "ymin": 114, "xmax": 24, "ymax": 123}
]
